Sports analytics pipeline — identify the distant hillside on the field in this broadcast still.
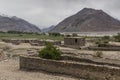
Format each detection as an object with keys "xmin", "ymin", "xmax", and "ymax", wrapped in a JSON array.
[
  {"xmin": 0, "ymin": 15, "xmax": 41, "ymax": 33},
  {"xmin": 41, "ymin": 25, "xmax": 55, "ymax": 32},
  {"xmin": 51, "ymin": 8, "xmax": 120, "ymax": 32}
]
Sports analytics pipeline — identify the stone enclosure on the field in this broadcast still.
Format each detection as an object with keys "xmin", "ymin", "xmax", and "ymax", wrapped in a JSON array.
[
  {"xmin": 20, "ymin": 55, "xmax": 120, "ymax": 80},
  {"xmin": 2, "ymin": 39, "xmax": 61, "ymax": 46}
]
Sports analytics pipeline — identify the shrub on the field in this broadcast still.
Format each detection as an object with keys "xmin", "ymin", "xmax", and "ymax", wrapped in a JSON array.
[
  {"xmin": 94, "ymin": 51, "xmax": 103, "ymax": 58},
  {"xmin": 49, "ymin": 32, "xmax": 61, "ymax": 37},
  {"xmin": 38, "ymin": 42, "xmax": 61, "ymax": 60},
  {"xmin": 72, "ymin": 33, "xmax": 78, "ymax": 37},
  {"xmin": 102, "ymin": 36, "xmax": 110, "ymax": 40},
  {"xmin": 95, "ymin": 38, "xmax": 108, "ymax": 47},
  {"xmin": 113, "ymin": 33, "xmax": 120, "ymax": 42},
  {"xmin": 66, "ymin": 35, "xmax": 71, "ymax": 37}
]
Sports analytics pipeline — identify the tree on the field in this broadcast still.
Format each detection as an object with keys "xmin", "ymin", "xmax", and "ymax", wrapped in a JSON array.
[{"xmin": 38, "ymin": 42, "xmax": 61, "ymax": 60}]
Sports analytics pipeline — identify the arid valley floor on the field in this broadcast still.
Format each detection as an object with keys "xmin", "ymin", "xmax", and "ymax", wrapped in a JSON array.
[
  {"xmin": 1, "ymin": 40, "xmax": 120, "ymax": 80},
  {"xmin": 0, "ymin": 42, "xmax": 79, "ymax": 80}
]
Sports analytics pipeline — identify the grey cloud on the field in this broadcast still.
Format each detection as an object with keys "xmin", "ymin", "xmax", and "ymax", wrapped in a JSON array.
[{"xmin": 0, "ymin": 0, "xmax": 120, "ymax": 29}]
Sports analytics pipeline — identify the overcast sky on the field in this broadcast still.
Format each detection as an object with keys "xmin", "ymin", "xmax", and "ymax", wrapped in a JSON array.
[{"xmin": 0, "ymin": 0, "xmax": 120, "ymax": 29}]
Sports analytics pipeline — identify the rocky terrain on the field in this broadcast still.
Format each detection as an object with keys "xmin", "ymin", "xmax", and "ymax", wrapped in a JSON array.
[
  {"xmin": 41, "ymin": 25, "xmax": 55, "ymax": 32},
  {"xmin": 51, "ymin": 8, "xmax": 120, "ymax": 32},
  {"xmin": 1, "ymin": 41, "xmax": 120, "ymax": 80},
  {"xmin": 0, "ymin": 15, "xmax": 41, "ymax": 33}
]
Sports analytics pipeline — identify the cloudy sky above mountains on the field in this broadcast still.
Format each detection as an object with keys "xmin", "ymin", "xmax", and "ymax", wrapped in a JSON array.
[{"xmin": 0, "ymin": 0, "xmax": 120, "ymax": 29}]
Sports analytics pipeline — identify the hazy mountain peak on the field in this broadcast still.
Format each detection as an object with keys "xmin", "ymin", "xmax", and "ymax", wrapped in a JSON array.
[
  {"xmin": 0, "ymin": 15, "xmax": 41, "ymax": 33},
  {"xmin": 51, "ymin": 8, "xmax": 120, "ymax": 32}
]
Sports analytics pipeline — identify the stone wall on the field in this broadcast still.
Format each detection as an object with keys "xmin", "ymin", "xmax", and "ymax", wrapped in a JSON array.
[
  {"xmin": 61, "ymin": 55, "xmax": 120, "ymax": 67},
  {"xmin": 64, "ymin": 37, "xmax": 85, "ymax": 48},
  {"xmin": 0, "ymin": 50, "xmax": 4, "ymax": 61},
  {"xmin": 20, "ymin": 56, "xmax": 120, "ymax": 80},
  {"xmin": 88, "ymin": 46, "xmax": 120, "ymax": 51},
  {"xmin": 2, "ymin": 39, "xmax": 61, "ymax": 46}
]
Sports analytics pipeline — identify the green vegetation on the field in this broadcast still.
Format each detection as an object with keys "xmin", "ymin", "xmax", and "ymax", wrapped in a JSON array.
[
  {"xmin": 38, "ymin": 42, "xmax": 61, "ymax": 60},
  {"xmin": 65, "ymin": 34, "xmax": 71, "ymax": 37},
  {"xmin": 113, "ymin": 33, "xmax": 120, "ymax": 42},
  {"xmin": 49, "ymin": 32, "xmax": 61, "ymax": 37},
  {"xmin": 72, "ymin": 33, "xmax": 78, "ymax": 37},
  {"xmin": 95, "ymin": 36, "xmax": 110, "ymax": 47},
  {"xmin": 0, "ymin": 32, "xmax": 64, "ymax": 40},
  {"xmin": 102, "ymin": 36, "xmax": 110, "ymax": 42},
  {"xmin": 94, "ymin": 51, "xmax": 103, "ymax": 58}
]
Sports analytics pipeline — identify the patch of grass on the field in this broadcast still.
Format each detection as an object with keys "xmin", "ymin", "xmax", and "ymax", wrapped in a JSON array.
[{"xmin": 0, "ymin": 33, "xmax": 64, "ymax": 40}]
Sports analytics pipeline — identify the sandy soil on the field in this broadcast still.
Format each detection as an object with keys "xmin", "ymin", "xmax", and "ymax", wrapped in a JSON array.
[{"xmin": 0, "ymin": 59, "xmax": 78, "ymax": 80}]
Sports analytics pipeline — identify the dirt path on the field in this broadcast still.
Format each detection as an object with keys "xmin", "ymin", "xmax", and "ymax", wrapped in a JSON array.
[{"xmin": 0, "ymin": 59, "xmax": 78, "ymax": 80}]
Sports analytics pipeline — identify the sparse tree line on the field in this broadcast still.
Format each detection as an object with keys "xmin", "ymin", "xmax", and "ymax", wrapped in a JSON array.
[
  {"xmin": 0, "ymin": 31, "xmax": 40, "ymax": 35},
  {"xmin": 1, "ymin": 30, "xmax": 120, "ymax": 42},
  {"xmin": 0, "ymin": 31, "xmax": 79, "ymax": 37}
]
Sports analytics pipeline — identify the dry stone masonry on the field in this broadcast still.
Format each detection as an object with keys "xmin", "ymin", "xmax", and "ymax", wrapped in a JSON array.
[{"xmin": 20, "ymin": 56, "xmax": 120, "ymax": 80}]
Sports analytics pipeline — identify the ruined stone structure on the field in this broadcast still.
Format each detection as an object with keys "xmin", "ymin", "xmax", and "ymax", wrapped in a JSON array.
[
  {"xmin": 20, "ymin": 56, "xmax": 120, "ymax": 80},
  {"xmin": 88, "ymin": 46, "xmax": 120, "ymax": 51},
  {"xmin": 0, "ymin": 50, "xmax": 4, "ymax": 61},
  {"xmin": 64, "ymin": 37, "xmax": 85, "ymax": 48},
  {"xmin": 2, "ymin": 39, "xmax": 61, "ymax": 46}
]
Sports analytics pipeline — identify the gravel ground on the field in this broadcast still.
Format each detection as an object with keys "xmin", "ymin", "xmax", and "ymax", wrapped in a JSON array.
[{"xmin": 0, "ymin": 59, "xmax": 78, "ymax": 80}]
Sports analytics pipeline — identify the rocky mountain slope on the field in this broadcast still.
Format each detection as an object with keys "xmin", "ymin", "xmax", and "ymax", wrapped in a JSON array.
[
  {"xmin": 41, "ymin": 25, "xmax": 55, "ymax": 32},
  {"xmin": 51, "ymin": 8, "xmax": 120, "ymax": 32},
  {"xmin": 0, "ymin": 15, "xmax": 41, "ymax": 33}
]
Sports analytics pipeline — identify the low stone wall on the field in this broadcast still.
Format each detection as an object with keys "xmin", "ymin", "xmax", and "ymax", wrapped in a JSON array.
[
  {"xmin": 61, "ymin": 55, "xmax": 120, "ymax": 67},
  {"xmin": 0, "ymin": 50, "xmax": 4, "ymax": 61},
  {"xmin": 88, "ymin": 46, "xmax": 120, "ymax": 51},
  {"xmin": 20, "ymin": 56, "xmax": 120, "ymax": 80},
  {"xmin": 2, "ymin": 39, "xmax": 61, "ymax": 46}
]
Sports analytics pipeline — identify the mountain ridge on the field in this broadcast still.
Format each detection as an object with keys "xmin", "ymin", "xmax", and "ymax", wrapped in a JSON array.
[
  {"xmin": 0, "ymin": 15, "xmax": 41, "ymax": 33},
  {"xmin": 41, "ymin": 25, "xmax": 55, "ymax": 32},
  {"xmin": 51, "ymin": 8, "xmax": 120, "ymax": 32}
]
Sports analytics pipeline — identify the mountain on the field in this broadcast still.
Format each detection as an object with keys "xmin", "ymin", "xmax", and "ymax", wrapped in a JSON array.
[
  {"xmin": 41, "ymin": 25, "xmax": 55, "ymax": 32},
  {"xmin": 0, "ymin": 15, "xmax": 41, "ymax": 33},
  {"xmin": 51, "ymin": 8, "xmax": 120, "ymax": 32}
]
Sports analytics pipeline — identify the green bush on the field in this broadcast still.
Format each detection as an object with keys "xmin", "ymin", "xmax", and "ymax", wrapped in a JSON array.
[
  {"xmin": 49, "ymin": 32, "xmax": 61, "ymax": 37},
  {"xmin": 94, "ymin": 51, "xmax": 103, "ymax": 58},
  {"xmin": 102, "ymin": 36, "xmax": 110, "ymax": 40},
  {"xmin": 113, "ymin": 33, "xmax": 120, "ymax": 42},
  {"xmin": 95, "ymin": 38, "xmax": 108, "ymax": 47},
  {"xmin": 66, "ymin": 35, "xmax": 71, "ymax": 37},
  {"xmin": 38, "ymin": 42, "xmax": 61, "ymax": 60},
  {"xmin": 72, "ymin": 33, "xmax": 78, "ymax": 37}
]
